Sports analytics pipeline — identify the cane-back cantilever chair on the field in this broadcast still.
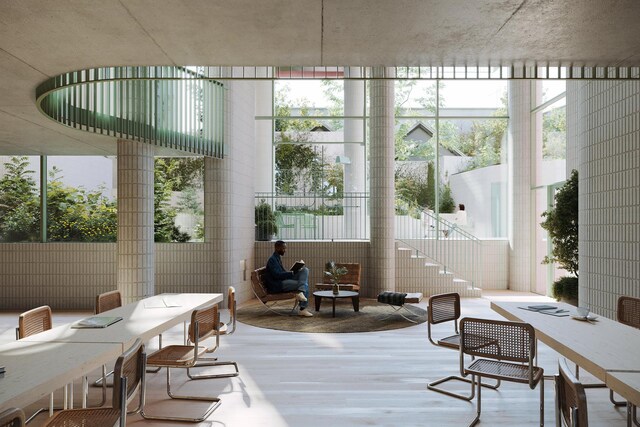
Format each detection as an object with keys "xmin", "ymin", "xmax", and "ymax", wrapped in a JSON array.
[
  {"xmin": 0, "ymin": 408, "xmax": 25, "ymax": 427},
  {"xmin": 186, "ymin": 286, "xmax": 239, "ymax": 379},
  {"xmin": 141, "ymin": 303, "xmax": 222, "ymax": 422},
  {"xmin": 92, "ymin": 290, "xmax": 124, "ymax": 395},
  {"xmin": 460, "ymin": 317, "xmax": 544, "ymax": 427},
  {"xmin": 16, "ymin": 306, "xmax": 60, "ymax": 423},
  {"xmin": 426, "ymin": 293, "xmax": 500, "ymax": 400},
  {"xmin": 556, "ymin": 357, "xmax": 589, "ymax": 427},
  {"xmin": 43, "ymin": 339, "xmax": 146, "ymax": 427},
  {"xmin": 611, "ymin": 295, "xmax": 640, "ymax": 425}
]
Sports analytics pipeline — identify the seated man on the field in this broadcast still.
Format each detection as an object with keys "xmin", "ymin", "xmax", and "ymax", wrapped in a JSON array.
[{"xmin": 265, "ymin": 240, "xmax": 313, "ymax": 317}]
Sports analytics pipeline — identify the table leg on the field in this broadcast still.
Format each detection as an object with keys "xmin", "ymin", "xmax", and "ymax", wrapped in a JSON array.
[
  {"xmin": 315, "ymin": 296, "xmax": 322, "ymax": 312},
  {"xmin": 332, "ymin": 298, "xmax": 336, "ymax": 318},
  {"xmin": 352, "ymin": 296, "xmax": 359, "ymax": 312}
]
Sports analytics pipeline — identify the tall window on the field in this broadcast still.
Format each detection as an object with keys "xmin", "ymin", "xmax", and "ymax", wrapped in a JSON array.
[
  {"xmin": 154, "ymin": 157, "xmax": 204, "ymax": 242},
  {"xmin": 47, "ymin": 156, "xmax": 117, "ymax": 242},
  {"xmin": 532, "ymin": 80, "xmax": 567, "ymax": 295},
  {"xmin": 0, "ymin": 156, "xmax": 40, "ymax": 242}
]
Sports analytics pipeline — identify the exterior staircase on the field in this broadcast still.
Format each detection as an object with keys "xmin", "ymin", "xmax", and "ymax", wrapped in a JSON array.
[{"xmin": 395, "ymin": 243, "xmax": 481, "ymax": 298}]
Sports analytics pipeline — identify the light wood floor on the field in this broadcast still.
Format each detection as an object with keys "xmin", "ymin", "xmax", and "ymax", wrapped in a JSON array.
[{"xmin": 0, "ymin": 291, "xmax": 630, "ymax": 426}]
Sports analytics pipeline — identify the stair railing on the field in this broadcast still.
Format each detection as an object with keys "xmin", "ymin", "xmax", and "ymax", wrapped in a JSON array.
[{"xmin": 395, "ymin": 196, "xmax": 482, "ymax": 289}]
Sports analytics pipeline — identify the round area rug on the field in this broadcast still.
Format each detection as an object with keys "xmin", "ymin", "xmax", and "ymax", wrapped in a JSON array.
[{"xmin": 237, "ymin": 298, "xmax": 426, "ymax": 333}]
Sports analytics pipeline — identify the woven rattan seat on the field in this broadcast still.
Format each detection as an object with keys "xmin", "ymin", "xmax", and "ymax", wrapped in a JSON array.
[
  {"xmin": 0, "ymin": 408, "xmax": 25, "ymax": 427},
  {"xmin": 427, "ymin": 293, "xmax": 500, "ymax": 401},
  {"xmin": 43, "ymin": 339, "xmax": 145, "ymax": 427},
  {"xmin": 141, "ymin": 303, "xmax": 222, "ymax": 423},
  {"xmin": 467, "ymin": 359, "xmax": 544, "ymax": 384},
  {"xmin": 437, "ymin": 334, "xmax": 460, "ymax": 349},
  {"xmin": 460, "ymin": 317, "xmax": 544, "ymax": 427},
  {"xmin": 147, "ymin": 345, "xmax": 209, "ymax": 366}
]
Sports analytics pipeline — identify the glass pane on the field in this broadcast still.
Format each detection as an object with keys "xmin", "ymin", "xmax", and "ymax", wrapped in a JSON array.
[
  {"xmin": 440, "ymin": 119, "xmax": 508, "ymax": 238},
  {"xmin": 541, "ymin": 80, "xmax": 566, "ymax": 103},
  {"xmin": 47, "ymin": 156, "xmax": 117, "ymax": 242},
  {"xmin": 439, "ymin": 80, "xmax": 508, "ymax": 109},
  {"xmin": 274, "ymin": 80, "xmax": 344, "ymax": 117},
  {"xmin": 0, "ymin": 156, "xmax": 41, "ymax": 242},
  {"xmin": 395, "ymin": 80, "xmax": 438, "ymax": 117},
  {"xmin": 154, "ymin": 157, "xmax": 204, "ymax": 242}
]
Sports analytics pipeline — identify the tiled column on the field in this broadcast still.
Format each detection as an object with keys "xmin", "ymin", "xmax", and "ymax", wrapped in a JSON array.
[
  {"xmin": 507, "ymin": 81, "xmax": 532, "ymax": 292},
  {"xmin": 117, "ymin": 139, "xmax": 154, "ymax": 304},
  {"xmin": 254, "ymin": 81, "xmax": 273, "ymax": 193},
  {"xmin": 574, "ymin": 80, "xmax": 640, "ymax": 318},
  {"xmin": 369, "ymin": 68, "xmax": 395, "ymax": 295},
  {"xmin": 344, "ymin": 67, "xmax": 366, "ymax": 238},
  {"xmin": 205, "ymin": 156, "xmax": 231, "ymax": 295}
]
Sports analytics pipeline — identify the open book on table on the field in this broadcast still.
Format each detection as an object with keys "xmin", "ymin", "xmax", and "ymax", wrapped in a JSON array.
[{"xmin": 290, "ymin": 260, "xmax": 305, "ymax": 272}]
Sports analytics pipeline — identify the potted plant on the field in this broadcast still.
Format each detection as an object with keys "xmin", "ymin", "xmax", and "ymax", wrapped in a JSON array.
[
  {"xmin": 540, "ymin": 170, "xmax": 579, "ymax": 305},
  {"xmin": 255, "ymin": 199, "xmax": 278, "ymax": 241},
  {"xmin": 324, "ymin": 261, "xmax": 348, "ymax": 295}
]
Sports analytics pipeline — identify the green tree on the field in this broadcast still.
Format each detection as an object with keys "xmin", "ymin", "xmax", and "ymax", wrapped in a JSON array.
[
  {"xmin": 542, "ymin": 105, "xmax": 566, "ymax": 159},
  {"xmin": 0, "ymin": 156, "xmax": 40, "ymax": 242},
  {"xmin": 47, "ymin": 166, "xmax": 117, "ymax": 242},
  {"xmin": 154, "ymin": 158, "xmax": 191, "ymax": 242},
  {"xmin": 540, "ymin": 170, "xmax": 579, "ymax": 276}
]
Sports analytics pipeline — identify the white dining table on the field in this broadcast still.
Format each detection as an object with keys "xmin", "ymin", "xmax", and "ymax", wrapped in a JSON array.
[
  {"xmin": 0, "ymin": 292, "xmax": 223, "ymax": 413},
  {"xmin": 19, "ymin": 293, "xmax": 223, "ymax": 351},
  {"xmin": 491, "ymin": 301, "xmax": 640, "ymax": 426},
  {"xmin": 0, "ymin": 340, "xmax": 122, "ymax": 412}
]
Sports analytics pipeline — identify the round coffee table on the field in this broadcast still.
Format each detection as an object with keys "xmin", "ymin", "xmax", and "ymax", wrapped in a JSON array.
[{"xmin": 313, "ymin": 290, "xmax": 359, "ymax": 318}]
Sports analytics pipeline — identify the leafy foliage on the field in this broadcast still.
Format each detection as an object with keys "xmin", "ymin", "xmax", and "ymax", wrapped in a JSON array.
[
  {"xmin": 255, "ymin": 199, "xmax": 277, "ymax": 239},
  {"xmin": 540, "ymin": 169, "xmax": 579, "ymax": 276},
  {"xmin": 0, "ymin": 156, "xmax": 40, "ymax": 242},
  {"xmin": 324, "ymin": 261, "xmax": 348, "ymax": 285},
  {"xmin": 552, "ymin": 276, "xmax": 578, "ymax": 303},
  {"xmin": 47, "ymin": 166, "xmax": 117, "ymax": 242}
]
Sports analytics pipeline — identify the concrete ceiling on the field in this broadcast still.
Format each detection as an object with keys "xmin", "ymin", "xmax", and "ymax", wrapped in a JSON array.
[{"xmin": 1, "ymin": 0, "xmax": 639, "ymax": 155}]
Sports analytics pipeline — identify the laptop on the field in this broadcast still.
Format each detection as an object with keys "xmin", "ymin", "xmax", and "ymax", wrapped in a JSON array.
[{"xmin": 71, "ymin": 316, "xmax": 123, "ymax": 329}]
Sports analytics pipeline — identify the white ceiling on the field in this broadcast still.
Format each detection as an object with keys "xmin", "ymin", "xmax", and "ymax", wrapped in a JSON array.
[{"xmin": 1, "ymin": 0, "xmax": 639, "ymax": 155}]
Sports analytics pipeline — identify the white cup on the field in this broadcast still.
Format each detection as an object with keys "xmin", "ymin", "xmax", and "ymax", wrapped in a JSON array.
[{"xmin": 576, "ymin": 306, "xmax": 590, "ymax": 317}]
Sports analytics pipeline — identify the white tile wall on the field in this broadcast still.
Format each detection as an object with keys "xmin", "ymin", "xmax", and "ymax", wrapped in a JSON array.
[
  {"xmin": 507, "ymin": 81, "xmax": 533, "ymax": 292},
  {"xmin": 0, "ymin": 82, "xmax": 258, "ymax": 311},
  {"xmin": 571, "ymin": 80, "xmax": 640, "ymax": 319}
]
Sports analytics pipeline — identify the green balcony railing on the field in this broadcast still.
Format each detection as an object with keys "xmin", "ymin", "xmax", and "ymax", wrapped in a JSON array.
[{"xmin": 35, "ymin": 66, "xmax": 225, "ymax": 157}]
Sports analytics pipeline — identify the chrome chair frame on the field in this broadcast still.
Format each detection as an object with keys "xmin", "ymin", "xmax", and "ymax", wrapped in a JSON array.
[
  {"xmin": 426, "ymin": 293, "xmax": 500, "ymax": 401},
  {"xmin": 556, "ymin": 358, "xmax": 588, "ymax": 427},
  {"xmin": 141, "ymin": 304, "xmax": 222, "ymax": 422},
  {"xmin": 460, "ymin": 317, "xmax": 544, "ymax": 427}
]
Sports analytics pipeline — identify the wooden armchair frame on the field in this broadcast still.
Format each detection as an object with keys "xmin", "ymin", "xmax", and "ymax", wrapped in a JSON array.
[{"xmin": 0, "ymin": 408, "xmax": 25, "ymax": 427}]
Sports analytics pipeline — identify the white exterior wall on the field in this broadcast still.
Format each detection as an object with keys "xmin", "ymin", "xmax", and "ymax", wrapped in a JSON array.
[{"xmin": 571, "ymin": 80, "xmax": 640, "ymax": 319}]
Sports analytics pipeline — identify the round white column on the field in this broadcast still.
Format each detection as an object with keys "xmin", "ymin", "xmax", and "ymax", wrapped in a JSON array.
[
  {"xmin": 369, "ymin": 67, "xmax": 396, "ymax": 295},
  {"xmin": 507, "ymin": 80, "xmax": 533, "ymax": 292},
  {"xmin": 117, "ymin": 139, "xmax": 155, "ymax": 304},
  {"xmin": 344, "ymin": 67, "xmax": 366, "ymax": 238},
  {"xmin": 254, "ymin": 81, "xmax": 274, "ymax": 193}
]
